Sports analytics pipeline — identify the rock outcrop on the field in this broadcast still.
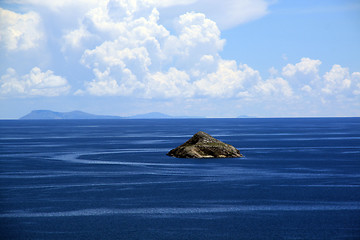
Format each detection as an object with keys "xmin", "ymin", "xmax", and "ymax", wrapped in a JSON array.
[{"xmin": 167, "ymin": 131, "xmax": 244, "ymax": 158}]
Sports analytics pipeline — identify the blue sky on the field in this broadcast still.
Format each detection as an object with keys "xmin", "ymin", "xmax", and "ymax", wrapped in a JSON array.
[{"xmin": 1, "ymin": 0, "xmax": 359, "ymax": 118}]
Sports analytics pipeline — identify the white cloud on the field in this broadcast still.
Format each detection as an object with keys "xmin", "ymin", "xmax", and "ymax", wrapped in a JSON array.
[
  {"xmin": 190, "ymin": 0, "xmax": 271, "ymax": 29},
  {"xmin": 0, "ymin": 8, "xmax": 44, "ymax": 51},
  {"xmin": 9, "ymin": 0, "xmax": 100, "ymax": 12},
  {"xmin": 77, "ymin": 2, "xmax": 229, "ymax": 97},
  {"xmin": 145, "ymin": 67, "xmax": 192, "ymax": 98},
  {"xmin": 62, "ymin": 25, "xmax": 91, "ymax": 49},
  {"xmin": 2, "ymin": 0, "xmax": 273, "ymax": 100},
  {"xmin": 278, "ymin": 58, "xmax": 360, "ymax": 99},
  {"xmin": 282, "ymin": 57, "xmax": 322, "ymax": 91},
  {"xmin": 83, "ymin": 67, "xmax": 142, "ymax": 96},
  {"xmin": 194, "ymin": 60, "xmax": 261, "ymax": 98},
  {"xmin": 301, "ymin": 85, "xmax": 312, "ymax": 93},
  {"xmin": 156, "ymin": 0, "xmax": 271, "ymax": 30},
  {"xmin": 148, "ymin": 0, "xmax": 197, "ymax": 8},
  {"xmin": 322, "ymin": 64, "xmax": 351, "ymax": 95},
  {"xmin": 255, "ymin": 77, "xmax": 293, "ymax": 98},
  {"xmin": 282, "ymin": 57, "xmax": 321, "ymax": 77},
  {"xmin": 2, "ymin": 0, "xmax": 358, "ymax": 115},
  {"xmin": 72, "ymin": 1, "xmax": 302, "ymax": 101},
  {"xmin": 13, "ymin": 0, "xmax": 271, "ymax": 30},
  {"xmin": 165, "ymin": 12, "xmax": 225, "ymax": 59},
  {"xmin": 352, "ymin": 72, "xmax": 360, "ymax": 95},
  {"xmin": 0, "ymin": 67, "xmax": 70, "ymax": 97},
  {"xmin": 80, "ymin": 7, "xmax": 168, "ymax": 67}
]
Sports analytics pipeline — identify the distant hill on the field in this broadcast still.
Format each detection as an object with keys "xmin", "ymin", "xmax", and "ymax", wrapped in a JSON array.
[
  {"xmin": 20, "ymin": 110, "xmax": 122, "ymax": 120},
  {"xmin": 127, "ymin": 112, "xmax": 202, "ymax": 119},
  {"xmin": 127, "ymin": 112, "xmax": 173, "ymax": 119},
  {"xmin": 20, "ymin": 110, "xmax": 201, "ymax": 120},
  {"xmin": 237, "ymin": 115, "xmax": 256, "ymax": 118}
]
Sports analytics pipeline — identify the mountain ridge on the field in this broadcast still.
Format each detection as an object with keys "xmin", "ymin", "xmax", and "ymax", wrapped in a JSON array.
[
  {"xmin": 20, "ymin": 110, "xmax": 200, "ymax": 119},
  {"xmin": 20, "ymin": 110, "xmax": 122, "ymax": 120}
]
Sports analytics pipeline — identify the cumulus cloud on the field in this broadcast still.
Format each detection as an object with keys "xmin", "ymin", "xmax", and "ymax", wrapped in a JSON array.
[
  {"xmin": 80, "ymin": 6, "xmax": 168, "ymax": 67},
  {"xmin": 0, "ymin": 8, "xmax": 44, "ymax": 51},
  {"xmin": 282, "ymin": 57, "xmax": 322, "ymax": 92},
  {"xmin": 81, "ymin": 67, "xmax": 142, "ymax": 96},
  {"xmin": 167, "ymin": 12, "xmax": 225, "ymax": 59},
  {"xmin": 255, "ymin": 77, "xmax": 293, "ymax": 98},
  {"xmin": 2, "ymin": 0, "xmax": 274, "ymax": 100},
  {"xmin": 194, "ymin": 60, "xmax": 261, "ymax": 98},
  {"xmin": 76, "ymin": 2, "xmax": 231, "ymax": 97},
  {"xmin": 278, "ymin": 58, "xmax": 360, "ymax": 99},
  {"xmin": 352, "ymin": 72, "xmax": 360, "ymax": 95},
  {"xmin": 2, "ymin": 0, "xmax": 358, "ymax": 112},
  {"xmin": 76, "ymin": 2, "xmax": 268, "ymax": 99},
  {"xmin": 0, "ymin": 67, "xmax": 70, "ymax": 97},
  {"xmin": 322, "ymin": 64, "xmax": 351, "ymax": 95},
  {"xmin": 145, "ymin": 67, "xmax": 192, "ymax": 98},
  {"xmin": 282, "ymin": 57, "xmax": 321, "ymax": 77},
  {"xmin": 76, "ymin": 2, "xmax": 360, "ymax": 102},
  {"xmin": 62, "ymin": 25, "xmax": 92, "ymax": 49}
]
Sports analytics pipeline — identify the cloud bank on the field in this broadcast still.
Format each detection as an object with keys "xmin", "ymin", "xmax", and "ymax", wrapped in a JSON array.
[
  {"xmin": 0, "ymin": 8, "xmax": 44, "ymax": 51},
  {"xmin": 0, "ymin": 0, "xmax": 359, "ymax": 116},
  {"xmin": 0, "ymin": 67, "xmax": 70, "ymax": 97},
  {"xmin": 63, "ymin": 1, "xmax": 360, "ymax": 102}
]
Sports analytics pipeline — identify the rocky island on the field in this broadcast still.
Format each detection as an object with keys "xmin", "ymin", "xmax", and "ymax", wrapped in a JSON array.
[{"xmin": 167, "ymin": 131, "xmax": 244, "ymax": 158}]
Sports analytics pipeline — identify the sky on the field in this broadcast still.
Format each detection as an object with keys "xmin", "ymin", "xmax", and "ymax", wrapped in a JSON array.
[{"xmin": 0, "ymin": 0, "xmax": 360, "ymax": 118}]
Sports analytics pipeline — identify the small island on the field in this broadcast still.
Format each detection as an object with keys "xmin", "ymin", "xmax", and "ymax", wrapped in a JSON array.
[{"xmin": 167, "ymin": 131, "xmax": 244, "ymax": 158}]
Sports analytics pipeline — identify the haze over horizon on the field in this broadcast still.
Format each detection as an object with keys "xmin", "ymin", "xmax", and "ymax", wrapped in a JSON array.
[{"xmin": 1, "ymin": 0, "xmax": 360, "ymax": 119}]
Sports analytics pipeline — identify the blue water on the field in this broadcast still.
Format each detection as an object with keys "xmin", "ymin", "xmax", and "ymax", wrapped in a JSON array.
[{"xmin": 0, "ymin": 118, "xmax": 359, "ymax": 239}]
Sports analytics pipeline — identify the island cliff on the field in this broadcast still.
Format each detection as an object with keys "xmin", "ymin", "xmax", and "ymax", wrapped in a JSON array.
[{"xmin": 167, "ymin": 131, "xmax": 244, "ymax": 158}]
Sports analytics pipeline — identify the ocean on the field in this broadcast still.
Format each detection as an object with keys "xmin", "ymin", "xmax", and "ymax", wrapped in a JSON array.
[{"xmin": 0, "ymin": 118, "xmax": 359, "ymax": 239}]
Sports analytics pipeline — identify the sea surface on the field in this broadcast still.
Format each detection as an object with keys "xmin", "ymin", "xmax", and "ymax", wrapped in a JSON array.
[{"xmin": 0, "ymin": 118, "xmax": 359, "ymax": 239}]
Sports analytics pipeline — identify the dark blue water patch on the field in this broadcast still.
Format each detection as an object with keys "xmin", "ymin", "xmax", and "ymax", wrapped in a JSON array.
[
  {"xmin": 1, "ymin": 211, "xmax": 360, "ymax": 240},
  {"xmin": 0, "ymin": 118, "xmax": 359, "ymax": 239}
]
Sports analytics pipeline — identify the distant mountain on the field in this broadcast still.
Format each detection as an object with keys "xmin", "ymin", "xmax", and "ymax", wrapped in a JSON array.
[
  {"xmin": 237, "ymin": 115, "xmax": 256, "ymax": 118},
  {"xmin": 127, "ymin": 112, "xmax": 203, "ymax": 119},
  {"xmin": 127, "ymin": 112, "xmax": 173, "ymax": 119},
  {"xmin": 20, "ymin": 110, "xmax": 201, "ymax": 120},
  {"xmin": 20, "ymin": 110, "xmax": 122, "ymax": 120}
]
